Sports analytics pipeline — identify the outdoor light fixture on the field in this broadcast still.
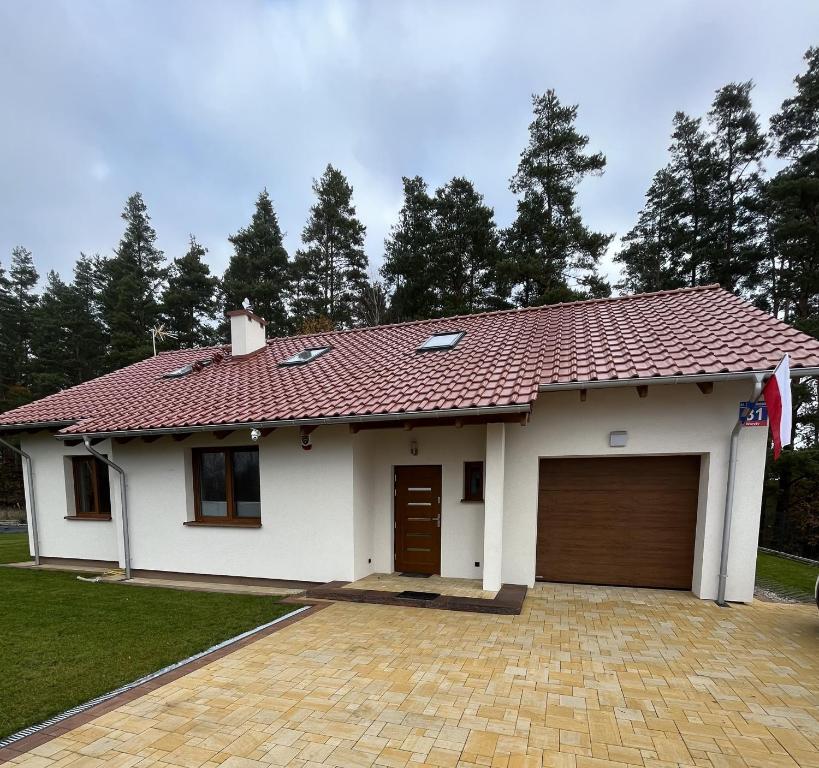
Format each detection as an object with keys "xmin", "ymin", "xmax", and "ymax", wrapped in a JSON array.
[
  {"xmin": 410, "ymin": 439, "xmax": 418, "ymax": 456},
  {"xmin": 609, "ymin": 430, "xmax": 628, "ymax": 448}
]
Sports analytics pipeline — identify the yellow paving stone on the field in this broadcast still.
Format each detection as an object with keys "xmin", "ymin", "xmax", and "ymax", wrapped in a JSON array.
[
  {"xmin": 651, "ymin": 734, "xmax": 692, "ymax": 764},
  {"xmin": 605, "ymin": 744, "xmax": 643, "ymax": 764},
  {"xmin": 575, "ymin": 757, "xmax": 632, "ymax": 768},
  {"xmin": 506, "ymin": 755, "xmax": 540, "ymax": 768},
  {"xmin": 424, "ymin": 747, "xmax": 462, "ymax": 768},
  {"xmin": 541, "ymin": 751, "xmax": 578, "ymax": 767},
  {"xmin": 7, "ymin": 758, "xmax": 54, "ymax": 768},
  {"xmin": 374, "ymin": 746, "xmax": 414, "ymax": 767},
  {"xmin": 5, "ymin": 588, "xmax": 819, "ymax": 768},
  {"xmin": 262, "ymin": 744, "xmax": 302, "ymax": 766},
  {"xmin": 587, "ymin": 711, "xmax": 621, "ymax": 746},
  {"xmin": 706, "ymin": 755, "xmax": 749, "ymax": 768},
  {"xmin": 217, "ymin": 758, "xmax": 269, "ymax": 768},
  {"xmin": 463, "ymin": 731, "xmax": 500, "ymax": 757}
]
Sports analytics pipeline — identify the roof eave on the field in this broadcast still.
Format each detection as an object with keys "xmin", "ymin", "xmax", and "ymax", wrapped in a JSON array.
[
  {"xmin": 53, "ymin": 404, "xmax": 533, "ymax": 440},
  {"xmin": 537, "ymin": 367, "xmax": 819, "ymax": 392},
  {"xmin": 0, "ymin": 420, "xmax": 77, "ymax": 434}
]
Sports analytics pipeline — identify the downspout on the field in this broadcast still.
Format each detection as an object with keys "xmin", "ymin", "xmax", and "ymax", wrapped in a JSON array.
[
  {"xmin": 716, "ymin": 373, "xmax": 764, "ymax": 606},
  {"xmin": 83, "ymin": 437, "xmax": 131, "ymax": 579},
  {"xmin": 0, "ymin": 437, "xmax": 40, "ymax": 565}
]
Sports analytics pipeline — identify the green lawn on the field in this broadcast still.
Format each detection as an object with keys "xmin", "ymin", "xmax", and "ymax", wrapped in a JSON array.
[
  {"xmin": 0, "ymin": 552, "xmax": 296, "ymax": 740},
  {"xmin": 0, "ymin": 531, "xmax": 31, "ymax": 564},
  {"xmin": 756, "ymin": 550, "xmax": 819, "ymax": 600}
]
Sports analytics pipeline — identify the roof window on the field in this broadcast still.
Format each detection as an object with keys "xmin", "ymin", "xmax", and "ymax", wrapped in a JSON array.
[
  {"xmin": 163, "ymin": 364, "xmax": 193, "ymax": 379},
  {"xmin": 162, "ymin": 357, "xmax": 216, "ymax": 379},
  {"xmin": 417, "ymin": 331, "xmax": 464, "ymax": 352},
  {"xmin": 279, "ymin": 347, "xmax": 331, "ymax": 366}
]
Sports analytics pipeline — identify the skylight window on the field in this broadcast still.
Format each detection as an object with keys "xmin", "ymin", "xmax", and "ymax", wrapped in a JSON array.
[
  {"xmin": 279, "ymin": 347, "xmax": 331, "ymax": 366},
  {"xmin": 417, "ymin": 331, "xmax": 465, "ymax": 352},
  {"xmin": 162, "ymin": 357, "xmax": 215, "ymax": 379},
  {"xmin": 163, "ymin": 364, "xmax": 193, "ymax": 379}
]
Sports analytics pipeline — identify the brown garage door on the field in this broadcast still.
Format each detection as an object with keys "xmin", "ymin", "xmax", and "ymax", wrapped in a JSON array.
[{"xmin": 536, "ymin": 456, "xmax": 700, "ymax": 589}]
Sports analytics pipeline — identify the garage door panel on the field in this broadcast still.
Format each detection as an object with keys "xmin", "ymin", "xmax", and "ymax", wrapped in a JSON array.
[
  {"xmin": 540, "ymin": 493, "xmax": 699, "ymax": 519},
  {"xmin": 539, "ymin": 456, "xmax": 701, "ymax": 492},
  {"xmin": 540, "ymin": 530, "xmax": 697, "ymax": 549},
  {"xmin": 536, "ymin": 456, "xmax": 699, "ymax": 589}
]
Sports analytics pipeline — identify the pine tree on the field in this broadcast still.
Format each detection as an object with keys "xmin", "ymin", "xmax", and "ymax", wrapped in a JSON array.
[
  {"xmin": 162, "ymin": 236, "xmax": 219, "ymax": 348},
  {"xmin": 29, "ymin": 271, "xmax": 72, "ymax": 396},
  {"xmin": 30, "ymin": 257, "xmax": 108, "ymax": 396},
  {"xmin": 617, "ymin": 88, "xmax": 765, "ymax": 297},
  {"xmin": 100, "ymin": 193, "xmax": 167, "ymax": 368},
  {"xmin": 431, "ymin": 177, "xmax": 504, "ymax": 316},
  {"xmin": 223, "ymin": 190, "xmax": 291, "ymax": 334},
  {"xmin": 614, "ymin": 168, "xmax": 687, "ymax": 293},
  {"xmin": 705, "ymin": 82, "xmax": 766, "ymax": 291},
  {"xmin": 0, "ymin": 259, "xmax": 13, "ymax": 406},
  {"xmin": 767, "ymin": 47, "xmax": 819, "ymax": 331},
  {"xmin": 505, "ymin": 90, "xmax": 612, "ymax": 306},
  {"xmin": 757, "ymin": 48, "xmax": 819, "ymax": 558},
  {"xmin": 668, "ymin": 112, "xmax": 717, "ymax": 285},
  {"xmin": 381, "ymin": 176, "xmax": 437, "ymax": 321},
  {"xmin": 67, "ymin": 254, "xmax": 108, "ymax": 383},
  {"xmin": 5, "ymin": 246, "xmax": 39, "ymax": 387},
  {"xmin": 292, "ymin": 165, "xmax": 368, "ymax": 328}
]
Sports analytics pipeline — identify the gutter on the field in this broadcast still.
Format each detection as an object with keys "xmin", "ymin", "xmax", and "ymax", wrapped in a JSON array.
[
  {"xmin": 716, "ymin": 373, "xmax": 764, "ymax": 607},
  {"xmin": 537, "ymin": 367, "xmax": 819, "ymax": 392},
  {"xmin": 82, "ymin": 437, "xmax": 131, "ymax": 580},
  {"xmin": 54, "ymin": 404, "xmax": 531, "ymax": 441},
  {"xmin": 0, "ymin": 437, "xmax": 40, "ymax": 565}
]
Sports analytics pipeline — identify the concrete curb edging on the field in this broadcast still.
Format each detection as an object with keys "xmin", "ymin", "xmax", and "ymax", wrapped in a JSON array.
[{"xmin": 758, "ymin": 546, "xmax": 819, "ymax": 568}]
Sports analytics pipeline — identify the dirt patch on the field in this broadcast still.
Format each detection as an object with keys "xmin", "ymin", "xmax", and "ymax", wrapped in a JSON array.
[{"xmin": 754, "ymin": 584, "xmax": 800, "ymax": 603}]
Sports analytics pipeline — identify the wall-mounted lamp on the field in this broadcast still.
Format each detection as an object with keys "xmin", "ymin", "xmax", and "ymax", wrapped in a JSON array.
[
  {"xmin": 410, "ymin": 439, "xmax": 418, "ymax": 456},
  {"xmin": 609, "ymin": 430, "xmax": 628, "ymax": 448}
]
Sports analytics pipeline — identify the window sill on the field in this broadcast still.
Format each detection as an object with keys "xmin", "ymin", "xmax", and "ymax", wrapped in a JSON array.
[
  {"xmin": 184, "ymin": 520, "xmax": 262, "ymax": 528},
  {"xmin": 65, "ymin": 514, "xmax": 112, "ymax": 521},
  {"xmin": 460, "ymin": 499, "xmax": 484, "ymax": 504}
]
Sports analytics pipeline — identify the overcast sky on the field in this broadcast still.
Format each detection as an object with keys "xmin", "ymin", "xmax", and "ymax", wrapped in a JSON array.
[{"xmin": 1, "ymin": 1, "xmax": 817, "ymax": 292}]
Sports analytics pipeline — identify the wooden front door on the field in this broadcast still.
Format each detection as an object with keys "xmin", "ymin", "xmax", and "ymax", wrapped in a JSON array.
[
  {"xmin": 394, "ymin": 465, "xmax": 442, "ymax": 575},
  {"xmin": 536, "ymin": 456, "xmax": 700, "ymax": 589}
]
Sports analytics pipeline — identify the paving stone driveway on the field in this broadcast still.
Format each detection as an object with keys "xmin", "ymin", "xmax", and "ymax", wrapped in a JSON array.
[{"xmin": 8, "ymin": 584, "xmax": 819, "ymax": 768}]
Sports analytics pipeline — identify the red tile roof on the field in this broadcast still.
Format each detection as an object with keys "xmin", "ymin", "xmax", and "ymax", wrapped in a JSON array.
[{"xmin": 2, "ymin": 285, "xmax": 818, "ymax": 435}]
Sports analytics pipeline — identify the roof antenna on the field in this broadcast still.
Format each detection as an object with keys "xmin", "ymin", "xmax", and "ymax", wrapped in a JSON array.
[{"xmin": 150, "ymin": 324, "xmax": 178, "ymax": 356}]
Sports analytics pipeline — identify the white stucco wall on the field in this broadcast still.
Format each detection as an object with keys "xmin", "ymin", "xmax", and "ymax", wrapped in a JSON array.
[
  {"xmin": 503, "ymin": 382, "xmax": 768, "ymax": 601},
  {"xmin": 355, "ymin": 425, "xmax": 486, "ymax": 580},
  {"xmin": 19, "ymin": 434, "xmax": 119, "ymax": 563},
  {"xmin": 105, "ymin": 426, "xmax": 355, "ymax": 583}
]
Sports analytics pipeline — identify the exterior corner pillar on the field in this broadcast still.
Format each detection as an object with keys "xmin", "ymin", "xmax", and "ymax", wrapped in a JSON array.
[{"xmin": 482, "ymin": 422, "xmax": 506, "ymax": 592}]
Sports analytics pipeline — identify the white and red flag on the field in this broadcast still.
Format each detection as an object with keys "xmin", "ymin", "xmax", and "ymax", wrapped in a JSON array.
[{"xmin": 761, "ymin": 354, "xmax": 792, "ymax": 460}]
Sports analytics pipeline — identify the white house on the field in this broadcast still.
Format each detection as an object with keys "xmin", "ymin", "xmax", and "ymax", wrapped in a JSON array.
[{"xmin": 3, "ymin": 285, "xmax": 818, "ymax": 602}]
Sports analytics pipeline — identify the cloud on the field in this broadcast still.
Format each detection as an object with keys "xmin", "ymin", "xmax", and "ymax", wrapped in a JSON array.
[{"xmin": 0, "ymin": 0, "xmax": 817, "ymax": 290}]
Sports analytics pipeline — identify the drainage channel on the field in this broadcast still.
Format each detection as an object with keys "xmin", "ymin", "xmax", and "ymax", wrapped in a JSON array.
[{"xmin": 0, "ymin": 604, "xmax": 312, "ymax": 749}]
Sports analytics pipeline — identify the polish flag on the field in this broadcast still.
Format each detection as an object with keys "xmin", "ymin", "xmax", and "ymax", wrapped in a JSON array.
[{"xmin": 761, "ymin": 354, "xmax": 792, "ymax": 460}]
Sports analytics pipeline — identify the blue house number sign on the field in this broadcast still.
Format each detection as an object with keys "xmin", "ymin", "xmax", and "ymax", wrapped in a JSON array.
[{"xmin": 740, "ymin": 401, "xmax": 768, "ymax": 426}]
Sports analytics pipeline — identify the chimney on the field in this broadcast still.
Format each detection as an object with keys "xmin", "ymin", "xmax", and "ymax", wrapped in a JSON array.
[{"xmin": 227, "ymin": 309, "xmax": 267, "ymax": 356}]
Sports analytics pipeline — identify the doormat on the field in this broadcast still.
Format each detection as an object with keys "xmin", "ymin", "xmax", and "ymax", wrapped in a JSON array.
[
  {"xmin": 395, "ymin": 591, "xmax": 441, "ymax": 601},
  {"xmin": 399, "ymin": 572, "xmax": 432, "ymax": 578}
]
